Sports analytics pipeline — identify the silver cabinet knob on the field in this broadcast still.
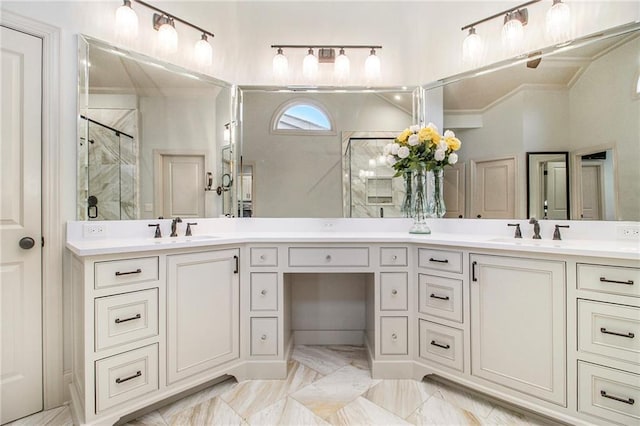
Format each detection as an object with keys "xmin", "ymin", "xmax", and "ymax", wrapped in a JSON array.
[
  {"xmin": 325, "ymin": 255, "xmax": 332, "ymax": 262},
  {"xmin": 391, "ymin": 333, "xmax": 398, "ymax": 341},
  {"xmin": 391, "ymin": 255, "xmax": 398, "ymax": 261},
  {"xmin": 391, "ymin": 289, "xmax": 398, "ymax": 295},
  {"xmin": 259, "ymin": 254, "xmax": 266, "ymax": 261},
  {"xmin": 260, "ymin": 334, "xmax": 267, "ymax": 341},
  {"xmin": 261, "ymin": 289, "xmax": 267, "ymax": 296}
]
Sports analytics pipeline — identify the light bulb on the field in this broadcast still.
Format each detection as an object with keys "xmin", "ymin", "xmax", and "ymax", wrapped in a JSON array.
[
  {"xmin": 334, "ymin": 48, "xmax": 350, "ymax": 84},
  {"xmin": 157, "ymin": 18, "xmax": 178, "ymax": 55},
  {"xmin": 114, "ymin": 0, "xmax": 138, "ymax": 41},
  {"xmin": 302, "ymin": 48, "xmax": 319, "ymax": 82},
  {"xmin": 365, "ymin": 48, "xmax": 381, "ymax": 83},
  {"xmin": 502, "ymin": 12, "xmax": 524, "ymax": 54},
  {"xmin": 194, "ymin": 34, "xmax": 213, "ymax": 67},
  {"xmin": 546, "ymin": 0, "xmax": 571, "ymax": 43},
  {"xmin": 462, "ymin": 27, "xmax": 483, "ymax": 66},
  {"xmin": 272, "ymin": 48, "xmax": 289, "ymax": 83}
]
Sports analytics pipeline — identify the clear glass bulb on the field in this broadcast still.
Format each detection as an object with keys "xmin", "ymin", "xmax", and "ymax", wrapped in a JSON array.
[
  {"xmin": 272, "ymin": 49, "xmax": 289, "ymax": 83},
  {"xmin": 114, "ymin": 2, "xmax": 138, "ymax": 41},
  {"xmin": 334, "ymin": 50, "xmax": 350, "ymax": 84},
  {"xmin": 365, "ymin": 50, "xmax": 381, "ymax": 83},
  {"xmin": 302, "ymin": 49, "xmax": 318, "ymax": 82},
  {"xmin": 546, "ymin": 1, "xmax": 571, "ymax": 43},
  {"xmin": 194, "ymin": 36, "xmax": 213, "ymax": 67},
  {"xmin": 462, "ymin": 29, "xmax": 483, "ymax": 66},
  {"xmin": 502, "ymin": 16, "xmax": 524, "ymax": 54},
  {"xmin": 157, "ymin": 22, "xmax": 178, "ymax": 55}
]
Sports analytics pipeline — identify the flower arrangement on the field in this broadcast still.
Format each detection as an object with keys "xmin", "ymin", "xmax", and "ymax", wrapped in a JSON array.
[{"xmin": 383, "ymin": 123, "xmax": 461, "ymax": 176}]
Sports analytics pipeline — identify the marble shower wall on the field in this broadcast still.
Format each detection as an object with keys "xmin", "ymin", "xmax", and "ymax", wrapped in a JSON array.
[
  {"xmin": 79, "ymin": 109, "xmax": 138, "ymax": 220},
  {"xmin": 344, "ymin": 138, "xmax": 407, "ymax": 218}
]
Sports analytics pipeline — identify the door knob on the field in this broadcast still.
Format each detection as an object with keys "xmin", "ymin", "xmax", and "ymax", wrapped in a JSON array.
[{"xmin": 19, "ymin": 237, "xmax": 36, "ymax": 249}]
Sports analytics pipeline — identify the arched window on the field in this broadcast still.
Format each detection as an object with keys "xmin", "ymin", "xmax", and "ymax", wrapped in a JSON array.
[{"xmin": 271, "ymin": 99, "xmax": 335, "ymax": 135}]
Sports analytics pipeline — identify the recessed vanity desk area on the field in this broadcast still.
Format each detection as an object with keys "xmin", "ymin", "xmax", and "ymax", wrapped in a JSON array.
[{"xmin": 66, "ymin": 218, "xmax": 639, "ymax": 425}]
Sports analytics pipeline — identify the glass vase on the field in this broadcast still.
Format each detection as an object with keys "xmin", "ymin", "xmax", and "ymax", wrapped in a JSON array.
[
  {"xmin": 427, "ymin": 167, "xmax": 446, "ymax": 218},
  {"xmin": 409, "ymin": 165, "xmax": 431, "ymax": 234},
  {"xmin": 400, "ymin": 171, "xmax": 413, "ymax": 218}
]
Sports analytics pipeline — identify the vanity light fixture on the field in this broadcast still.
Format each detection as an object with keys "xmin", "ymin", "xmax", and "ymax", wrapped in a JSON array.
[
  {"xmin": 462, "ymin": 27, "xmax": 483, "ymax": 65},
  {"xmin": 502, "ymin": 9, "xmax": 527, "ymax": 54},
  {"xmin": 270, "ymin": 45, "xmax": 382, "ymax": 85},
  {"xmin": 114, "ymin": 0, "xmax": 215, "ymax": 65}
]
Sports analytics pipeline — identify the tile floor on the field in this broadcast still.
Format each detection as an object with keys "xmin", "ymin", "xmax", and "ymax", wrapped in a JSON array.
[{"xmin": 8, "ymin": 345, "xmax": 561, "ymax": 426}]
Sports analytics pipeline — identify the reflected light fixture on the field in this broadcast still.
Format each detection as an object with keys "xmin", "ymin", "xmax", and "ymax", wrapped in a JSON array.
[
  {"xmin": 194, "ymin": 34, "xmax": 213, "ymax": 67},
  {"xmin": 114, "ymin": 0, "xmax": 138, "ymax": 41},
  {"xmin": 334, "ymin": 48, "xmax": 350, "ymax": 83},
  {"xmin": 462, "ymin": 27, "xmax": 483, "ymax": 65},
  {"xmin": 302, "ymin": 48, "xmax": 319, "ymax": 82},
  {"xmin": 272, "ymin": 48, "xmax": 289, "ymax": 82},
  {"xmin": 546, "ymin": 0, "xmax": 571, "ymax": 43},
  {"xmin": 223, "ymin": 122, "xmax": 231, "ymax": 143},
  {"xmin": 365, "ymin": 48, "xmax": 381, "ymax": 83}
]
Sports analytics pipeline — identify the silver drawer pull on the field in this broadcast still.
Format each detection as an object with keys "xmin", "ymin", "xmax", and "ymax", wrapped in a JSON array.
[
  {"xmin": 430, "ymin": 340, "xmax": 450, "ymax": 349},
  {"xmin": 391, "ymin": 289, "xmax": 398, "ymax": 295},
  {"xmin": 600, "ymin": 277, "xmax": 634, "ymax": 285},
  {"xmin": 115, "ymin": 313, "xmax": 141, "ymax": 324},
  {"xmin": 115, "ymin": 268, "xmax": 142, "ymax": 276},
  {"xmin": 261, "ymin": 289, "xmax": 267, "ymax": 296},
  {"xmin": 391, "ymin": 333, "xmax": 398, "ymax": 341},
  {"xmin": 260, "ymin": 334, "xmax": 267, "ymax": 341},
  {"xmin": 600, "ymin": 390, "xmax": 635, "ymax": 405},
  {"xmin": 600, "ymin": 327, "xmax": 635, "ymax": 339},
  {"xmin": 115, "ymin": 370, "xmax": 142, "ymax": 384},
  {"xmin": 429, "ymin": 258, "xmax": 449, "ymax": 264},
  {"xmin": 430, "ymin": 294, "xmax": 450, "ymax": 301}
]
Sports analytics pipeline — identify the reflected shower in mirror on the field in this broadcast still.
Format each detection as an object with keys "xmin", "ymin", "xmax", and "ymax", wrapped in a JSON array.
[
  {"xmin": 77, "ymin": 35, "xmax": 234, "ymax": 221},
  {"xmin": 527, "ymin": 152, "xmax": 569, "ymax": 220}
]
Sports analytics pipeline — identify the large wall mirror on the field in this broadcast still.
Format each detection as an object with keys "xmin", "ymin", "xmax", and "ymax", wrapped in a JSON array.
[{"xmin": 77, "ymin": 35, "xmax": 235, "ymax": 221}]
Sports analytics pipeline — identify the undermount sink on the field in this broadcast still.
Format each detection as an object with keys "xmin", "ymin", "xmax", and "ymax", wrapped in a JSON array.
[
  {"xmin": 152, "ymin": 235, "xmax": 220, "ymax": 243},
  {"xmin": 488, "ymin": 237, "xmax": 572, "ymax": 247}
]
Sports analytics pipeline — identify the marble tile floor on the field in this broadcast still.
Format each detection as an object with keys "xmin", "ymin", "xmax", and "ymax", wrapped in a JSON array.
[{"xmin": 9, "ymin": 345, "xmax": 562, "ymax": 426}]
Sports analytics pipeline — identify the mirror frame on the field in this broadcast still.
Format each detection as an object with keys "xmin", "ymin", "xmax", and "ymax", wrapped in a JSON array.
[{"xmin": 526, "ymin": 152, "xmax": 570, "ymax": 220}]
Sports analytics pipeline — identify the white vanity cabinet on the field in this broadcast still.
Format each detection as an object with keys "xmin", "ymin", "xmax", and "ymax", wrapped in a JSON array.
[{"xmin": 469, "ymin": 254, "xmax": 566, "ymax": 406}]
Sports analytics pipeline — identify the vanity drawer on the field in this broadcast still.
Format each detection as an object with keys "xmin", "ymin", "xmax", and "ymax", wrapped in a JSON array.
[
  {"xmin": 95, "ymin": 257, "xmax": 159, "ymax": 289},
  {"xmin": 250, "ymin": 273, "xmax": 278, "ymax": 311},
  {"xmin": 419, "ymin": 320, "xmax": 464, "ymax": 372},
  {"xmin": 95, "ymin": 289, "xmax": 159, "ymax": 351},
  {"xmin": 380, "ymin": 272, "xmax": 408, "ymax": 311},
  {"xmin": 578, "ymin": 300, "xmax": 640, "ymax": 365},
  {"xmin": 288, "ymin": 247, "xmax": 369, "ymax": 267},
  {"xmin": 419, "ymin": 274, "xmax": 463, "ymax": 323},
  {"xmin": 578, "ymin": 264, "xmax": 640, "ymax": 298},
  {"xmin": 418, "ymin": 249, "xmax": 462, "ymax": 274},
  {"xmin": 250, "ymin": 247, "xmax": 278, "ymax": 267},
  {"xmin": 380, "ymin": 317, "xmax": 408, "ymax": 355},
  {"xmin": 380, "ymin": 247, "xmax": 408, "ymax": 267},
  {"xmin": 578, "ymin": 361, "xmax": 640, "ymax": 425},
  {"xmin": 250, "ymin": 317, "xmax": 278, "ymax": 356},
  {"xmin": 95, "ymin": 344, "xmax": 159, "ymax": 413}
]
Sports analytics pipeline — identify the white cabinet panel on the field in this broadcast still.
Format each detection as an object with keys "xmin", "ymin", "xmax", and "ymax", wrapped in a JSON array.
[
  {"xmin": 250, "ymin": 317, "xmax": 279, "ymax": 356},
  {"xmin": 250, "ymin": 272, "xmax": 278, "ymax": 311},
  {"xmin": 250, "ymin": 247, "xmax": 278, "ymax": 267},
  {"xmin": 288, "ymin": 247, "xmax": 369, "ymax": 267},
  {"xmin": 380, "ymin": 317, "xmax": 408, "ymax": 355},
  {"xmin": 577, "ymin": 264, "xmax": 640, "ymax": 298},
  {"xmin": 418, "ymin": 274, "xmax": 463, "ymax": 323},
  {"xmin": 379, "ymin": 247, "xmax": 408, "ymax": 267},
  {"xmin": 380, "ymin": 272, "xmax": 408, "ymax": 311},
  {"xmin": 418, "ymin": 248, "xmax": 462, "ymax": 274},
  {"xmin": 95, "ymin": 257, "xmax": 159, "ymax": 289},
  {"xmin": 419, "ymin": 320, "xmax": 464, "ymax": 372}
]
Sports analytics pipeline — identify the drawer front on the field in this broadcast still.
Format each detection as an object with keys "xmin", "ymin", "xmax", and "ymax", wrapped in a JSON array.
[
  {"xmin": 250, "ymin": 247, "xmax": 278, "ymax": 267},
  {"xmin": 95, "ymin": 289, "xmax": 159, "ymax": 351},
  {"xmin": 380, "ymin": 317, "xmax": 408, "ymax": 355},
  {"xmin": 250, "ymin": 317, "xmax": 278, "ymax": 356},
  {"xmin": 418, "ymin": 249, "xmax": 462, "ymax": 274},
  {"xmin": 578, "ymin": 263, "xmax": 640, "ymax": 298},
  {"xmin": 578, "ymin": 300, "xmax": 640, "ymax": 365},
  {"xmin": 578, "ymin": 361, "xmax": 640, "ymax": 424},
  {"xmin": 380, "ymin": 247, "xmax": 408, "ymax": 267},
  {"xmin": 380, "ymin": 272, "xmax": 408, "ymax": 311},
  {"xmin": 95, "ymin": 257, "xmax": 159, "ymax": 289},
  {"xmin": 250, "ymin": 273, "xmax": 278, "ymax": 311},
  {"xmin": 419, "ymin": 320, "xmax": 464, "ymax": 372},
  {"xmin": 288, "ymin": 247, "xmax": 369, "ymax": 267},
  {"xmin": 419, "ymin": 274, "xmax": 463, "ymax": 323},
  {"xmin": 95, "ymin": 344, "xmax": 159, "ymax": 413}
]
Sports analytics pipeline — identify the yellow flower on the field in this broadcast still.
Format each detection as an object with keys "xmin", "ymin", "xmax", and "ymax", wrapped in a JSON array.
[
  {"xmin": 396, "ymin": 129, "xmax": 411, "ymax": 143},
  {"xmin": 446, "ymin": 136, "xmax": 461, "ymax": 151},
  {"xmin": 419, "ymin": 127, "xmax": 441, "ymax": 146}
]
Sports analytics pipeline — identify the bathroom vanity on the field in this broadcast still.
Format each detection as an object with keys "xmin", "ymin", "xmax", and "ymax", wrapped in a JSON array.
[{"xmin": 66, "ymin": 219, "xmax": 639, "ymax": 425}]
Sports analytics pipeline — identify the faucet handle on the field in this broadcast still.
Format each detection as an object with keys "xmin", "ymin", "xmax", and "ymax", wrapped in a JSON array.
[
  {"xmin": 553, "ymin": 224, "xmax": 570, "ymax": 240},
  {"xmin": 148, "ymin": 223, "xmax": 162, "ymax": 238},
  {"xmin": 507, "ymin": 223, "xmax": 522, "ymax": 238},
  {"xmin": 185, "ymin": 222, "xmax": 198, "ymax": 236}
]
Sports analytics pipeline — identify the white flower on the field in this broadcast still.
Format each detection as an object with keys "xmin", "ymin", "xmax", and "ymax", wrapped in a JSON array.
[
  {"xmin": 383, "ymin": 144, "xmax": 392, "ymax": 155},
  {"xmin": 437, "ymin": 140, "xmax": 448, "ymax": 151},
  {"xmin": 408, "ymin": 134, "xmax": 419, "ymax": 146},
  {"xmin": 426, "ymin": 122, "xmax": 439, "ymax": 133},
  {"xmin": 444, "ymin": 130, "xmax": 455, "ymax": 138},
  {"xmin": 386, "ymin": 155, "xmax": 397, "ymax": 166},
  {"xmin": 390, "ymin": 143, "xmax": 400, "ymax": 155},
  {"xmin": 409, "ymin": 124, "xmax": 420, "ymax": 133},
  {"xmin": 448, "ymin": 152, "xmax": 458, "ymax": 164},
  {"xmin": 397, "ymin": 146, "xmax": 410, "ymax": 159},
  {"xmin": 434, "ymin": 149, "xmax": 446, "ymax": 161}
]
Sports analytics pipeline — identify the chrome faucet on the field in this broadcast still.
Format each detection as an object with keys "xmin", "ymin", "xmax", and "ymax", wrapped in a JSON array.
[
  {"xmin": 170, "ymin": 217, "xmax": 182, "ymax": 237},
  {"xmin": 529, "ymin": 217, "xmax": 542, "ymax": 239},
  {"xmin": 553, "ymin": 224, "xmax": 570, "ymax": 240},
  {"xmin": 507, "ymin": 223, "xmax": 522, "ymax": 238}
]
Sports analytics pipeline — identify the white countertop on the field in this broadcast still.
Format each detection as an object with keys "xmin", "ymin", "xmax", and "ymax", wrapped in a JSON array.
[{"xmin": 66, "ymin": 219, "xmax": 640, "ymax": 260}]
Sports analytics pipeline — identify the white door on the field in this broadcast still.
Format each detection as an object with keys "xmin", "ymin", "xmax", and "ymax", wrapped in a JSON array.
[
  {"xmin": 0, "ymin": 26, "xmax": 43, "ymax": 424},
  {"xmin": 444, "ymin": 163, "xmax": 465, "ymax": 218},
  {"xmin": 470, "ymin": 157, "xmax": 516, "ymax": 219},
  {"xmin": 581, "ymin": 164, "xmax": 602, "ymax": 220},
  {"xmin": 161, "ymin": 154, "xmax": 205, "ymax": 218},
  {"xmin": 546, "ymin": 161, "xmax": 567, "ymax": 220}
]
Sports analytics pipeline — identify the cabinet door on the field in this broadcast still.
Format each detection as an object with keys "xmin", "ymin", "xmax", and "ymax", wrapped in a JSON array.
[
  {"xmin": 470, "ymin": 254, "xmax": 566, "ymax": 406},
  {"xmin": 167, "ymin": 249, "xmax": 239, "ymax": 384}
]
